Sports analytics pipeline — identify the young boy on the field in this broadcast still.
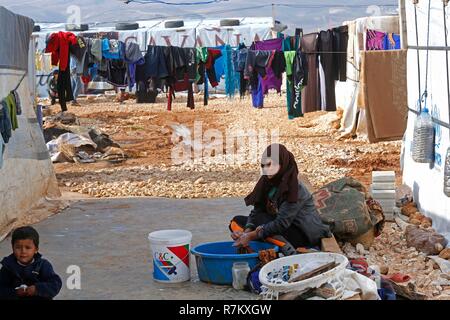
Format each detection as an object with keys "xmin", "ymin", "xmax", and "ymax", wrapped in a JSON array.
[
  {"xmin": 0, "ymin": 226, "xmax": 62, "ymax": 300},
  {"xmin": 47, "ymin": 70, "xmax": 59, "ymax": 106}
]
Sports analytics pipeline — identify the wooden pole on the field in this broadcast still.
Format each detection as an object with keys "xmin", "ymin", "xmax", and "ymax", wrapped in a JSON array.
[{"xmin": 399, "ymin": 0, "xmax": 408, "ymax": 49}]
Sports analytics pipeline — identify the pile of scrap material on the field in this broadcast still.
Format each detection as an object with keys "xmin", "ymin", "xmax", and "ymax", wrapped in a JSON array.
[
  {"xmin": 309, "ymin": 178, "xmax": 449, "ymax": 300},
  {"xmin": 338, "ymin": 194, "xmax": 450, "ymax": 300},
  {"xmin": 43, "ymin": 112, "xmax": 127, "ymax": 164}
]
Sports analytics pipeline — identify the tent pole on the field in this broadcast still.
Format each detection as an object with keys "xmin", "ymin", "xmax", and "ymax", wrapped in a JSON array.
[{"xmin": 399, "ymin": 0, "xmax": 408, "ymax": 50}]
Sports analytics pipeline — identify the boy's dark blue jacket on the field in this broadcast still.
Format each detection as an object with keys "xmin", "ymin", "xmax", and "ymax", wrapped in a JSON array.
[{"xmin": 0, "ymin": 253, "xmax": 62, "ymax": 300}]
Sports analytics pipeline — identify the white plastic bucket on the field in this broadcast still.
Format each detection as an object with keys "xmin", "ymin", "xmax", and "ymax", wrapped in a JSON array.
[{"xmin": 148, "ymin": 230, "xmax": 192, "ymax": 283}]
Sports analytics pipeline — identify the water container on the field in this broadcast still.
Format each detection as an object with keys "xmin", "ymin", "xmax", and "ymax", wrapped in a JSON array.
[
  {"xmin": 412, "ymin": 107, "xmax": 435, "ymax": 163},
  {"xmin": 444, "ymin": 147, "xmax": 450, "ymax": 196},
  {"xmin": 232, "ymin": 262, "xmax": 250, "ymax": 290}
]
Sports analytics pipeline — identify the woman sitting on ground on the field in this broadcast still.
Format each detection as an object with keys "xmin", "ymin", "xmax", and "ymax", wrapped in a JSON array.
[{"xmin": 230, "ymin": 143, "xmax": 331, "ymax": 256}]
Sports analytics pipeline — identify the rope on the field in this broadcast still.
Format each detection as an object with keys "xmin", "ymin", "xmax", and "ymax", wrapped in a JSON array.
[{"xmin": 13, "ymin": 73, "xmax": 27, "ymax": 92}]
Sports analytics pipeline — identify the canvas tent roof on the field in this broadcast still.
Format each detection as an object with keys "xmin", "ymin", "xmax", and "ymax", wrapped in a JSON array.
[{"xmin": 0, "ymin": 6, "xmax": 34, "ymax": 71}]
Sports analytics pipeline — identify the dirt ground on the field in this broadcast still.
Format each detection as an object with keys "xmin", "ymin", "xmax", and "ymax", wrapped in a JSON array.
[
  {"xmin": 46, "ymin": 92, "xmax": 402, "ymax": 199},
  {"xmin": 37, "ymin": 93, "xmax": 450, "ymax": 300}
]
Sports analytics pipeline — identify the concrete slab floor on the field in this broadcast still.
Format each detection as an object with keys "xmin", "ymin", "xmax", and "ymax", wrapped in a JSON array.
[{"xmin": 0, "ymin": 197, "xmax": 257, "ymax": 300}]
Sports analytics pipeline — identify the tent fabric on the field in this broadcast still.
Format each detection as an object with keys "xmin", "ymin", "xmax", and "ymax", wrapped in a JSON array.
[
  {"xmin": 358, "ymin": 50, "xmax": 407, "ymax": 143},
  {"xmin": 403, "ymin": 0, "xmax": 450, "ymax": 242},
  {"xmin": 0, "ymin": 6, "xmax": 34, "ymax": 71},
  {"xmin": 0, "ymin": 9, "xmax": 60, "ymax": 232}
]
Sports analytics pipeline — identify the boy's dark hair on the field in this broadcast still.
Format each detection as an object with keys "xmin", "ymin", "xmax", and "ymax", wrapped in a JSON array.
[{"xmin": 11, "ymin": 226, "xmax": 39, "ymax": 248}]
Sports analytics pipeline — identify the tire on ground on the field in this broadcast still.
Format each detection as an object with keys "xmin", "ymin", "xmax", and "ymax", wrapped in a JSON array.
[
  {"xmin": 220, "ymin": 19, "xmax": 240, "ymax": 27},
  {"xmin": 164, "ymin": 20, "xmax": 184, "ymax": 28},
  {"xmin": 65, "ymin": 24, "xmax": 89, "ymax": 32},
  {"xmin": 115, "ymin": 22, "xmax": 139, "ymax": 30}
]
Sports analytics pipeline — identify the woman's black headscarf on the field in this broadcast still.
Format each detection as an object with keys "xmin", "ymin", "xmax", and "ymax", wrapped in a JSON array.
[{"xmin": 245, "ymin": 144, "xmax": 299, "ymax": 208}]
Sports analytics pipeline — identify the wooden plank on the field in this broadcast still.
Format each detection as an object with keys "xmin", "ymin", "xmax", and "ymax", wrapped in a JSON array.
[
  {"xmin": 321, "ymin": 235, "xmax": 343, "ymax": 254},
  {"xmin": 386, "ymin": 280, "xmax": 427, "ymax": 300},
  {"xmin": 288, "ymin": 262, "xmax": 337, "ymax": 283}
]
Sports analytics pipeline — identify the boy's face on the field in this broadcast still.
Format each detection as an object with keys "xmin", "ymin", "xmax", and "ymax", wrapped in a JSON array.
[{"xmin": 13, "ymin": 240, "xmax": 38, "ymax": 265}]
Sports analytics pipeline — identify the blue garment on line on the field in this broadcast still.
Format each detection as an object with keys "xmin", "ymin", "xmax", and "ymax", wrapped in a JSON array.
[
  {"xmin": 223, "ymin": 45, "xmax": 239, "ymax": 98},
  {"xmin": 383, "ymin": 33, "xmax": 401, "ymax": 50},
  {"xmin": 251, "ymin": 75, "xmax": 264, "ymax": 108},
  {"xmin": 102, "ymin": 39, "xmax": 122, "ymax": 60},
  {"xmin": 214, "ymin": 46, "xmax": 225, "ymax": 81}
]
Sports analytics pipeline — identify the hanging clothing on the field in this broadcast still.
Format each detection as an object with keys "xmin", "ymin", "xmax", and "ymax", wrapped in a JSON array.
[
  {"xmin": 0, "ymin": 134, "xmax": 4, "ymax": 169},
  {"xmin": 139, "ymin": 45, "xmax": 169, "ymax": 80},
  {"xmin": 45, "ymin": 31, "xmax": 78, "ymax": 71},
  {"xmin": 11, "ymin": 90, "xmax": 21, "ymax": 116},
  {"xmin": 318, "ymin": 30, "xmax": 336, "ymax": 111},
  {"xmin": 285, "ymin": 51, "xmax": 296, "ymax": 116},
  {"xmin": 366, "ymin": 29, "xmax": 386, "ymax": 51},
  {"xmin": 4, "ymin": 94, "xmax": 18, "ymax": 130},
  {"xmin": 90, "ymin": 39, "xmax": 103, "ymax": 64},
  {"xmin": 254, "ymin": 38, "xmax": 284, "ymax": 94},
  {"xmin": 290, "ymin": 50, "xmax": 308, "ymax": 119},
  {"xmin": 233, "ymin": 45, "xmax": 248, "ymax": 98},
  {"xmin": 245, "ymin": 50, "xmax": 272, "ymax": 108},
  {"xmin": 109, "ymin": 60, "xmax": 128, "ymax": 87},
  {"xmin": 170, "ymin": 47, "xmax": 196, "ymax": 110},
  {"xmin": 301, "ymin": 33, "xmax": 321, "ymax": 114},
  {"xmin": 102, "ymin": 39, "xmax": 123, "ymax": 60},
  {"xmin": 223, "ymin": 45, "xmax": 239, "ymax": 98},
  {"xmin": 214, "ymin": 45, "xmax": 225, "ymax": 81},
  {"xmin": 185, "ymin": 48, "xmax": 197, "ymax": 82},
  {"xmin": 332, "ymin": 26, "xmax": 349, "ymax": 82},
  {"xmin": 383, "ymin": 33, "xmax": 401, "ymax": 50},
  {"xmin": 244, "ymin": 51, "xmax": 272, "ymax": 84},
  {"xmin": 0, "ymin": 100, "xmax": 12, "ymax": 143},
  {"xmin": 251, "ymin": 75, "xmax": 264, "ymax": 108},
  {"xmin": 318, "ymin": 56, "xmax": 327, "ymax": 111},
  {"xmin": 124, "ymin": 42, "xmax": 145, "ymax": 90},
  {"xmin": 69, "ymin": 36, "xmax": 90, "ymax": 76},
  {"xmin": 205, "ymin": 48, "xmax": 222, "ymax": 88},
  {"xmin": 57, "ymin": 66, "xmax": 74, "ymax": 112},
  {"xmin": 282, "ymin": 36, "xmax": 292, "ymax": 51}
]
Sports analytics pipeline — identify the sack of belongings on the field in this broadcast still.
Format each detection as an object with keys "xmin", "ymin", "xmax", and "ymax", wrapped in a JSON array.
[{"xmin": 312, "ymin": 177, "xmax": 385, "ymax": 248}]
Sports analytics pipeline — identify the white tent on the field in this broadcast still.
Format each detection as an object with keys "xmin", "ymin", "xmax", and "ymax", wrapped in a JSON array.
[
  {"xmin": 32, "ymin": 17, "xmax": 275, "ymax": 98},
  {"xmin": 33, "ymin": 17, "xmax": 275, "ymax": 51},
  {"xmin": 0, "ymin": 6, "xmax": 60, "ymax": 234},
  {"xmin": 402, "ymin": 0, "xmax": 450, "ymax": 241}
]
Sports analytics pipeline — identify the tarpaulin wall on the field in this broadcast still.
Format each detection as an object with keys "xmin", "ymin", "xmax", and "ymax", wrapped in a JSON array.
[
  {"xmin": 403, "ymin": 0, "xmax": 450, "ymax": 241},
  {"xmin": 0, "ymin": 6, "xmax": 60, "ymax": 232}
]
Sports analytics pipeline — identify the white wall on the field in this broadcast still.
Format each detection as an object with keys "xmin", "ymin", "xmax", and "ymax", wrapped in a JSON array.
[{"xmin": 403, "ymin": 0, "xmax": 450, "ymax": 241}]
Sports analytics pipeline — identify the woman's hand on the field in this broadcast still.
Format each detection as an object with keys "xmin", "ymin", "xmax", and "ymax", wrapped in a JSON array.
[
  {"xmin": 231, "ymin": 230, "xmax": 243, "ymax": 241},
  {"xmin": 233, "ymin": 231, "xmax": 257, "ymax": 248}
]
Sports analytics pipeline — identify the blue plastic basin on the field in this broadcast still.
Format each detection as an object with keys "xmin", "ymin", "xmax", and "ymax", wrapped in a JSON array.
[{"xmin": 191, "ymin": 241, "xmax": 279, "ymax": 285}]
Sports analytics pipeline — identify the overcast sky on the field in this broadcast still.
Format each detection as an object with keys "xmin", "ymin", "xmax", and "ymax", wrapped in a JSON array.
[{"xmin": 0, "ymin": 0, "xmax": 398, "ymax": 33}]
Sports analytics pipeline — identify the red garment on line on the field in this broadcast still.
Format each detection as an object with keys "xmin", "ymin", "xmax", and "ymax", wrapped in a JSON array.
[{"xmin": 45, "ymin": 31, "xmax": 78, "ymax": 71}]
